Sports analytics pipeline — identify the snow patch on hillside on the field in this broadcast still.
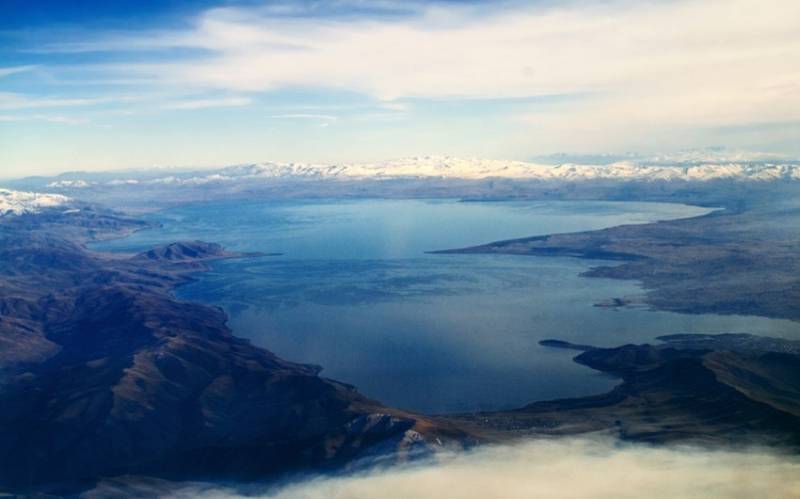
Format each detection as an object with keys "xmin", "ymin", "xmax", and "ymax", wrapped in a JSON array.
[{"xmin": 0, "ymin": 188, "xmax": 71, "ymax": 216}]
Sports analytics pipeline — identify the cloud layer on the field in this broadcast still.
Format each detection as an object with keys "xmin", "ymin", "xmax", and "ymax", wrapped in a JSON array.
[
  {"xmin": 119, "ymin": 0, "xmax": 800, "ymax": 136},
  {"xmin": 167, "ymin": 438, "xmax": 800, "ymax": 499}
]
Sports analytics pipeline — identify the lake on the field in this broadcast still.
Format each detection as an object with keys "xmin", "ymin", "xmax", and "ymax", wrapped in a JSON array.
[{"xmin": 94, "ymin": 199, "xmax": 800, "ymax": 414}]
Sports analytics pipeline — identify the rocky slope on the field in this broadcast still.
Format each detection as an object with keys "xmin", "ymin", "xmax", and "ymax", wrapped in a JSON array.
[{"xmin": 0, "ymin": 207, "xmax": 467, "ymax": 495}]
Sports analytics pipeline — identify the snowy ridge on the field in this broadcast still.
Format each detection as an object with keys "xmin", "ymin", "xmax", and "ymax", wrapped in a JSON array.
[
  {"xmin": 328, "ymin": 157, "xmax": 800, "ymax": 181},
  {"xmin": 44, "ymin": 156, "xmax": 800, "ymax": 189},
  {"xmin": 0, "ymin": 188, "xmax": 71, "ymax": 216}
]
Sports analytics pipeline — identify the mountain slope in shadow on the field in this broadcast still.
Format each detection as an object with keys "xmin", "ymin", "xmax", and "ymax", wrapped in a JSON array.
[{"xmin": 0, "ymin": 208, "xmax": 468, "ymax": 495}]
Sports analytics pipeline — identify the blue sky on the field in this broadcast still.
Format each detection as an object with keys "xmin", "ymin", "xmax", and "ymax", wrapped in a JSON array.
[{"xmin": 1, "ymin": 0, "xmax": 799, "ymax": 176}]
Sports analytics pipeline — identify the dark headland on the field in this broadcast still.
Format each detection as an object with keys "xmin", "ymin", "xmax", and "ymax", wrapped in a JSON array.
[
  {"xmin": 0, "ymin": 207, "xmax": 471, "ymax": 496},
  {"xmin": 434, "ymin": 197, "xmax": 800, "ymax": 322}
]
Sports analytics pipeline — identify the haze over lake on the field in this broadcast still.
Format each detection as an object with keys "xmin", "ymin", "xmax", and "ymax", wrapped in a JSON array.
[{"xmin": 95, "ymin": 199, "xmax": 800, "ymax": 413}]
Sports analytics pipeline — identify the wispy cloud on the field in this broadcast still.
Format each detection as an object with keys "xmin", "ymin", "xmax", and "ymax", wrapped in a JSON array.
[
  {"xmin": 266, "ymin": 113, "xmax": 338, "ymax": 121},
  {"xmin": 380, "ymin": 102, "xmax": 409, "ymax": 112},
  {"xmin": 0, "ymin": 92, "xmax": 127, "ymax": 110},
  {"xmin": 164, "ymin": 96, "xmax": 253, "ymax": 110},
  {"xmin": 0, "ymin": 65, "xmax": 37, "ymax": 78},
  {"xmin": 0, "ymin": 114, "xmax": 87, "ymax": 125}
]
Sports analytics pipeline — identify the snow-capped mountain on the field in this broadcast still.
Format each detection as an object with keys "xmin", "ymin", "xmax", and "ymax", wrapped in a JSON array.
[
  {"xmin": 326, "ymin": 156, "xmax": 800, "ymax": 181},
  {"xmin": 41, "ymin": 156, "xmax": 800, "ymax": 190},
  {"xmin": 0, "ymin": 189, "xmax": 71, "ymax": 216}
]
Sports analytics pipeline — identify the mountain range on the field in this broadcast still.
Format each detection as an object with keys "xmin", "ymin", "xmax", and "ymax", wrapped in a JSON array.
[{"xmin": 36, "ymin": 156, "xmax": 800, "ymax": 191}]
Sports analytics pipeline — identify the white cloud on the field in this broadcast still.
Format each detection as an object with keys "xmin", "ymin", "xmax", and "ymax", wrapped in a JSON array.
[
  {"xmin": 59, "ymin": 0, "xmax": 795, "ymax": 153},
  {"xmin": 109, "ymin": 0, "xmax": 799, "ymax": 103},
  {"xmin": 167, "ymin": 438, "xmax": 800, "ymax": 499}
]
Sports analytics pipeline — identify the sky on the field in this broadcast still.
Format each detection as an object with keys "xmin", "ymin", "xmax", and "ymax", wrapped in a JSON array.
[{"xmin": 1, "ymin": 0, "xmax": 799, "ymax": 176}]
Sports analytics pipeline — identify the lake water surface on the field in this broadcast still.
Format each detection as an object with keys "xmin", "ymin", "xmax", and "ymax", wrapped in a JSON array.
[{"xmin": 94, "ymin": 199, "xmax": 800, "ymax": 413}]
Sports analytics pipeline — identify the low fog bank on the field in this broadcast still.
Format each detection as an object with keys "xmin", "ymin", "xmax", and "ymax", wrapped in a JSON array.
[{"xmin": 166, "ymin": 438, "xmax": 800, "ymax": 499}]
